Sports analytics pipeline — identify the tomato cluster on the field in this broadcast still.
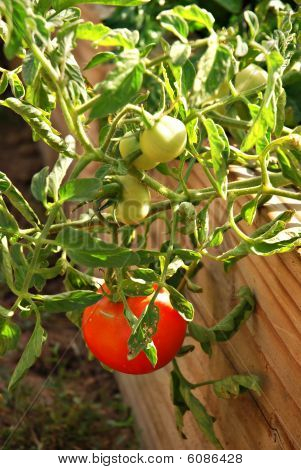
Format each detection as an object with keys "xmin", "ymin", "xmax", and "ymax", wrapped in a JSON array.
[
  {"xmin": 119, "ymin": 115, "xmax": 187, "ymax": 170},
  {"xmin": 82, "ymin": 285, "xmax": 187, "ymax": 374}
]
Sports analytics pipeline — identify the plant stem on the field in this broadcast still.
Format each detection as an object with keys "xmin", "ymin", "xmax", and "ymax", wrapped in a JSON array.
[{"xmin": 19, "ymin": 203, "xmax": 61, "ymax": 298}]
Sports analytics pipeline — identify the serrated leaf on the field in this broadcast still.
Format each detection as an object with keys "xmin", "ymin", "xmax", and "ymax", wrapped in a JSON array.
[
  {"xmin": 131, "ymin": 268, "xmax": 159, "ymax": 282},
  {"xmin": 203, "ymin": 118, "xmax": 229, "ymax": 199},
  {"xmin": 8, "ymin": 72, "xmax": 25, "ymax": 99},
  {"xmin": 166, "ymin": 285, "xmax": 194, "ymax": 321},
  {"xmin": 85, "ymin": 52, "xmax": 117, "ymax": 70},
  {"xmin": 213, "ymin": 374, "xmax": 261, "ymax": 399},
  {"xmin": 31, "ymin": 166, "xmax": 49, "ymax": 206},
  {"xmin": 241, "ymin": 196, "xmax": 259, "ymax": 225},
  {"xmin": 121, "ymin": 279, "xmax": 154, "ymax": 297},
  {"xmin": 0, "ymin": 200, "xmax": 19, "ymax": 235},
  {"xmin": 179, "ymin": 381, "xmax": 222, "ymax": 448},
  {"xmin": 56, "ymin": 227, "xmax": 140, "ymax": 268},
  {"xmin": 170, "ymin": 42, "xmax": 191, "ymax": 67},
  {"xmin": 189, "ymin": 287, "xmax": 255, "ymax": 355},
  {"xmin": 90, "ymin": 49, "xmax": 145, "ymax": 119},
  {"xmin": 36, "ymin": 290, "xmax": 102, "ymax": 313},
  {"xmin": 9, "ymin": 314, "xmax": 46, "ymax": 391},
  {"xmin": 157, "ymin": 11, "xmax": 189, "ymax": 43},
  {"xmin": 242, "ymin": 51, "xmax": 284, "ymax": 152},
  {"xmin": 59, "ymin": 177, "xmax": 101, "ymax": 202},
  {"xmin": 172, "ymin": 5, "xmax": 214, "ymax": 31},
  {"xmin": 128, "ymin": 303, "xmax": 159, "ymax": 365},
  {"xmin": 48, "ymin": 155, "xmax": 73, "ymax": 201}
]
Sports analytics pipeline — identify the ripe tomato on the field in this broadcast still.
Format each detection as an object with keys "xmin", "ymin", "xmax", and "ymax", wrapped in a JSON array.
[
  {"xmin": 119, "ymin": 132, "xmax": 158, "ymax": 170},
  {"xmin": 82, "ymin": 285, "xmax": 187, "ymax": 374},
  {"xmin": 113, "ymin": 175, "xmax": 151, "ymax": 225},
  {"xmin": 235, "ymin": 64, "xmax": 267, "ymax": 93},
  {"xmin": 140, "ymin": 115, "xmax": 187, "ymax": 163}
]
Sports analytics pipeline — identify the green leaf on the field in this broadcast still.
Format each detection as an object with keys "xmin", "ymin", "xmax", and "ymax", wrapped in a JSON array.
[
  {"xmin": 193, "ymin": 40, "xmax": 232, "ymax": 102},
  {"xmin": 1, "ymin": 237, "xmax": 15, "ymax": 292},
  {"xmin": 179, "ymin": 202, "xmax": 197, "ymax": 236},
  {"xmin": 203, "ymin": 118, "xmax": 229, "ymax": 199},
  {"xmin": 59, "ymin": 178, "xmax": 101, "ymax": 202},
  {"xmin": 9, "ymin": 313, "xmax": 46, "ymax": 391},
  {"xmin": 31, "ymin": 166, "xmax": 49, "ymax": 206},
  {"xmin": 76, "ymin": 22, "xmax": 109, "ymax": 41},
  {"xmin": 241, "ymin": 196, "xmax": 259, "ymax": 225},
  {"xmin": 0, "ymin": 172, "xmax": 39, "ymax": 226},
  {"xmin": 221, "ymin": 210, "xmax": 296, "ymax": 268},
  {"xmin": 0, "ymin": 200, "xmax": 19, "ymax": 235},
  {"xmin": 77, "ymin": 22, "xmax": 138, "ymax": 49},
  {"xmin": 0, "ymin": 318, "xmax": 21, "ymax": 356},
  {"xmin": 172, "ymin": 5, "xmax": 215, "ymax": 31},
  {"xmin": 244, "ymin": 11, "xmax": 259, "ymax": 39},
  {"xmin": 0, "ymin": 71, "xmax": 9, "ymax": 95},
  {"xmin": 56, "ymin": 227, "xmax": 140, "ymax": 268},
  {"xmin": 176, "ymin": 344, "xmax": 195, "ymax": 357},
  {"xmin": 53, "ymin": 0, "xmax": 150, "ymax": 11},
  {"xmin": 157, "ymin": 12, "xmax": 189, "ymax": 43},
  {"xmin": 23, "ymin": 52, "xmax": 39, "ymax": 85},
  {"xmin": 179, "ymin": 381, "xmax": 222, "ymax": 448},
  {"xmin": 121, "ymin": 279, "xmax": 154, "ymax": 297},
  {"xmin": 131, "ymin": 268, "xmax": 159, "ymax": 282},
  {"xmin": 1, "ymin": 98, "xmax": 75, "ymax": 158},
  {"xmin": 277, "ymin": 149, "xmax": 301, "ymax": 186},
  {"xmin": 213, "ymin": 374, "xmax": 261, "ymax": 399},
  {"xmin": 84, "ymin": 52, "xmax": 117, "ymax": 70},
  {"xmin": 189, "ymin": 287, "xmax": 255, "ymax": 355},
  {"xmin": 242, "ymin": 51, "xmax": 284, "ymax": 152},
  {"xmin": 48, "ymin": 155, "xmax": 73, "ymax": 201},
  {"xmin": 90, "ymin": 49, "xmax": 145, "ymax": 119},
  {"xmin": 170, "ymin": 42, "xmax": 191, "ymax": 67},
  {"xmin": 36, "ymin": 290, "xmax": 102, "ymax": 313},
  {"xmin": 8, "ymin": 72, "xmax": 25, "ymax": 99},
  {"xmin": 250, "ymin": 227, "xmax": 301, "ymax": 256},
  {"xmin": 1, "ymin": 0, "xmax": 27, "ymax": 60},
  {"xmin": 65, "ymin": 266, "xmax": 102, "ymax": 291},
  {"xmin": 128, "ymin": 303, "xmax": 159, "ymax": 365},
  {"xmin": 166, "ymin": 285, "xmax": 194, "ymax": 321},
  {"xmin": 170, "ymin": 370, "xmax": 189, "ymax": 438}
]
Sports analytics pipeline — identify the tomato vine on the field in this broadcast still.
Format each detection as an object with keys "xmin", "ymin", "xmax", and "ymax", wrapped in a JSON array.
[{"xmin": 0, "ymin": 0, "xmax": 300, "ymax": 448}]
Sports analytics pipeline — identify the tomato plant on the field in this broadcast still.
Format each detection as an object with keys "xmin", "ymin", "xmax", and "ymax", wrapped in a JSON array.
[
  {"xmin": 0, "ymin": 0, "xmax": 300, "ymax": 449},
  {"xmin": 82, "ymin": 285, "xmax": 187, "ymax": 374}
]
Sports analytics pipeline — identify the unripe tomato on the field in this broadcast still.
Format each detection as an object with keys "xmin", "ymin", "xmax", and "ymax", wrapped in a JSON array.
[
  {"xmin": 235, "ymin": 64, "xmax": 268, "ymax": 93},
  {"xmin": 113, "ymin": 175, "xmax": 151, "ymax": 225},
  {"xmin": 82, "ymin": 285, "xmax": 187, "ymax": 374},
  {"xmin": 140, "ymin": 115, "xmax": 187, "ymax": 163},
  {"xmin": 119, "ymin": 133, "xmax": 158, "ymax": 170}
]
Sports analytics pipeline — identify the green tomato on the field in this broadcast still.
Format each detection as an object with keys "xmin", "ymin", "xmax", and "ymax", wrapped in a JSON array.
[
  {"xmin": 140, "ymin": 115, "xmax": 187, "ymax": 163},
  {"xmin": 119, "ymin": 133, "xmax": 158, "ymax": 170},
  {"xmin": 235, "ymin": 64, "xmax": 268, "ymax": 93},
  {"xmin": 113, "ymin": 175, "xmax": 151, "ymax": 225}
]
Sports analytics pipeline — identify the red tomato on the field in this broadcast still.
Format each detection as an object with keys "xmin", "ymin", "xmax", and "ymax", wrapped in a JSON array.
[{"xmin": 82, "ymin": 286, "xmax": 187, "ymax": 374}]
